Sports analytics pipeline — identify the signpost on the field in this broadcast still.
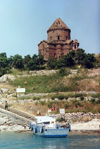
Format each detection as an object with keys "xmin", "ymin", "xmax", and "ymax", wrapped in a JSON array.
[
  {"xmin": 16, "ymin": 88, "xmax": 25, "ymax": 97},
  {"xmin": 59, "ymin": 108, "xmax": 65, "ymax": 121},
  {"xmin": 59, "ymin": 108, "xmax": 65, "ymax": 114}
]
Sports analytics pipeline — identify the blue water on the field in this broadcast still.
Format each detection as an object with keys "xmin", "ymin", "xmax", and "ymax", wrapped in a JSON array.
[{"xmin": 0, "ymin": 132, "xmax": 100, "ymax": 149}]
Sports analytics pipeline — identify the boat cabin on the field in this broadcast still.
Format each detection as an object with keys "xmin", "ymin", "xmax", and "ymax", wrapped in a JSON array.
[{"xmin": 34, "ymin": 116, "xmax": 56, "ymax": 128}]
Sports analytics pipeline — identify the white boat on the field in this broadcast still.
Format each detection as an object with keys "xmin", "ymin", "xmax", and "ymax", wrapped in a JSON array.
[{"xmin": 29, "ymin": 116, "xmax": 71, "ymax": 138}]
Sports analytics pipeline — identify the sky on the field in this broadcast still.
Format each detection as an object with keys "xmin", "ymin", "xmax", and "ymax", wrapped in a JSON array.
[{"xmin": 0, "ymin": 0, "xmax": 100, "ymax": 58}]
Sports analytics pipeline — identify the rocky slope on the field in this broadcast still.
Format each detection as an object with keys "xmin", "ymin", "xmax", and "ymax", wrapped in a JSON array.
[{"xmin": 0, "ymin": 68, "xmax": 100, "ymax": 132}]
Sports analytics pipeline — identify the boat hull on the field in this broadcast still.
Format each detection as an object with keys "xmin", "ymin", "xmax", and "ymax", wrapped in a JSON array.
[{"xmin": 33, "ymin": 128, "xmax": 69, "ymax": 138}]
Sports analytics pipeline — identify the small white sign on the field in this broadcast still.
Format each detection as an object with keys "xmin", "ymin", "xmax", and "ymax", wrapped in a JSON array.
[
  {"xmin": 59, "ymin": 108, "xmax": 65, "ymax": 114},
  {"xmin": 16, "ymin": 88, "xmax": 25, "ymax": 93}
]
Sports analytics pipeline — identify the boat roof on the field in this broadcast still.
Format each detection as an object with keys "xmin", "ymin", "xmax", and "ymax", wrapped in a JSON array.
[{"xmin": 34, "ymin": 116, "xmax": 55, "ymax": 124}]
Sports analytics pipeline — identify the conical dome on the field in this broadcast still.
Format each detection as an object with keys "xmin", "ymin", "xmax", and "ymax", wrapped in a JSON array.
[{"xmin": 47, "ymin": 18, "xmax": 70, "ymax": 32}]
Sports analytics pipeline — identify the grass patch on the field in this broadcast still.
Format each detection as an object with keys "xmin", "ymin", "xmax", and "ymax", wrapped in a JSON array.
[
  {"xmin": 9, "ymin": 73, "xmax": 64, "ymax": 93},
  {"xmin": 33, "ymin": 96, "xmax": 41, "ymax": 100},
  {"xmin": 9, "ymin": 68, "xmax": 98, "ymax": 94}
]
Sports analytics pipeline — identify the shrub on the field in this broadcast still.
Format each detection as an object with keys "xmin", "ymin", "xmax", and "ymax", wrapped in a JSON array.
[
  {"xmin": 51, "ymin": 95, "xmax": 56, "ymax": 100},
  {"xmin": 90, "ymin": 98, "xmax": 95, "ymax": 103},
  {"xmin": 80, "ymin": 96, "xmax": 84, "ymax": 101},
  {"xmin": 74, "ymin": 93, "xmax": 85, "ymax": 98},
  {"xmin": 33, "ymin": 97, "xmax": 40, "ymax": 100},
  {"xmin": 57, "ymin": 94, "xmax": 65, "ymax": 100},
  {"xmin": 64, "ymin": 95, "xmax": 69, "ymax": 99},
  {"xmin": 58, "ymin": 68, "xmax": 66, "ymax": 76},
  {"xmin": 56, "ymin": 118, "xmax": 62, "ymax": 122},
  {"xmin": 73, "ymin": 100, "xmax": 82, "ymax": 108},
  {"xmin": 48, "ymin": 102, "xmax": 53, "ymax": 108},
  {"xmin": 40, "ymin": 101, "xmax": 46, "ymax": 105},
  {"xmin": 65, "ymin": 103, "xmax": 69, "ymax": 108}
]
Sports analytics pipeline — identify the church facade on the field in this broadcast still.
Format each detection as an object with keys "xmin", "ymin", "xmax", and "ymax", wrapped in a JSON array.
[{"xmin": 38, "ymin": 18, "xmax": 79, "ymax": 60}]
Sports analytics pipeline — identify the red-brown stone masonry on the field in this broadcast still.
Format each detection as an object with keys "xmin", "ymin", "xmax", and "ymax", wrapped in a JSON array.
[
  {"xmin": 38, "ymin": 42, "xmax": 73, "ymax": 60},
  {"xmin": 48, "ymin": 29, "xmax": 70, "ymax": 41},
  {"xmin": 38, "ymin": 18, "xmax": 79, "ymax": 60}
]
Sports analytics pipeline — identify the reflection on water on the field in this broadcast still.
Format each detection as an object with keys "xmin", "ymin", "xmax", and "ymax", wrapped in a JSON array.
[{"xmin": 0, "ymin": 132, "xmax": 100, "ymax": 149}]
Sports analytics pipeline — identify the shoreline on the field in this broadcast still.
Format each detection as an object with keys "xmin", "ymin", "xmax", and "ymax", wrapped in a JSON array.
[
  {"xmin": 0, "ymin": 121, "xmax": 100, "ymax": 133},
  {"xmin": 70, "ymin": 130, "xmax": 100, "ymax": 134},
  {"xmin": 0, "ymin": 107, "xmax": 100, "ymax": 133},
  {"xmin": 0, "ymin": 129, "xmax": 100, "ymax": 134}
]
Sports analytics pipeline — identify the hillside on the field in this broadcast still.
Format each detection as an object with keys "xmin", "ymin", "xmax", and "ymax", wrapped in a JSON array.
[
  {"xmin": 0, "ymin": 67, "xmax": 100, "ymax": 116},
  {"xmin": 1, "ymin": 67, "xmax": 100, "ymax": 92}
]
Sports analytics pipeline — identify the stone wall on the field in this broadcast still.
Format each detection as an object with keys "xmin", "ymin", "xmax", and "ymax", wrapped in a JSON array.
[{"xmin": 56, "ymin": 112, "xmax": 100, "ymax": 123}]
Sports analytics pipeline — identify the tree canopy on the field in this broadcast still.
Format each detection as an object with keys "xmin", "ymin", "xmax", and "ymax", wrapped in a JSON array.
[{"xmin": 0, "ymin": 49, "xmax": 98, "ymax": 76}]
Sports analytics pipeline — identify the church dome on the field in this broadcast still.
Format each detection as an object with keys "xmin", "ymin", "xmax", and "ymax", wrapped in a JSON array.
[
  {"xmin": 47, "ymin": 18, "xmax": 70, "ymax": 33},
  {"xmin": 47, "ymin": 18, "xmax": 71, "ymax": 42}
]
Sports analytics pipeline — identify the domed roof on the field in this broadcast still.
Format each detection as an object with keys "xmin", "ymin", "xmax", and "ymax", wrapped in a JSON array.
[{"xmin": 47, "ymin": 18, "xmax": 70, "ymax": 32}]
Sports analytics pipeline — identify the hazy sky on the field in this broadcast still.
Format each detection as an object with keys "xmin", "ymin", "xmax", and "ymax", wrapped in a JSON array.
[{"xmin": 0, "ymin": 0, "xmax": 100, "ymax": 58}]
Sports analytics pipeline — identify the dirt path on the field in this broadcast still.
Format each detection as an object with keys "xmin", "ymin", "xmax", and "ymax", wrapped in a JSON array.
[{"xmin": 0, "ymin": 104, "xmax": 35, "ymax": 122}]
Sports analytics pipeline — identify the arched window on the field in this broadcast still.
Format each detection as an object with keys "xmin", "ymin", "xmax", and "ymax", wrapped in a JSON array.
[{"xmin": 58, "ymin": 36, "xmax": 60, "ymax": 40}]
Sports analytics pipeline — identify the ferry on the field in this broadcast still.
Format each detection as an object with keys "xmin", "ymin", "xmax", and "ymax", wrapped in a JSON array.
[{"xmin": 29, "ymin": 116, "xmax": 71, "ymax": 138}]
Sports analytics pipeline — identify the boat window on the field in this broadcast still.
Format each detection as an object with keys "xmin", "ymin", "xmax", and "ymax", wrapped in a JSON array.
[{"xmin": 44, "ymin": 122, "xmax": 50, "ymax": 124}]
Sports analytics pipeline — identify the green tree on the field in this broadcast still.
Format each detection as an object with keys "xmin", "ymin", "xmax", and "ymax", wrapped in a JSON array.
[
  {"xmin": 75, "ymin": 49, "xmax": 86, "ymax": 65},
  {"xmin": 38, "ymin": 55, "xmax": 44, "ymax": 65},
  {"xmin": 69, "ymin": 50, "xmax": 75, "ymax": 57},
  {"xmin": 84, "ymin": 53, "xmax": 96, "ymax": 68},
  {"xmin": 7, "ymin": 56, "xmax": 13, "ymax": 68},
  {"xmin": 75, "ymin": 49, "xmax": 96, "ymax": 68},
  {"xmin": 47, "ymin": 57, "xmax": 57, "ymax": 69},
  {"xmin": 12, "ymin": 54, "xmax": 24, "ymax": 69},
  {"xmin": 62, "ymin": 52, "xmax": 75, "ymax": 67},
  {"xmin": 32, "ymin": 54, "xmax": 38, "ymax": 60},
  {"xmin": 26, "ymin": 54, "xmax": 44, "ymax": 70},
  {"xmin": 23, "ymin": 54, "xmax": 31, "ymax": 65},
  {"xmin": 56, "ymin": 58, "xmax": 65, "ymax": 68},
  {"xmin": 27, "ymin": 59, "xmax": 40, "ymax": 70},
  {"xmin": 0, "ymin": 52, "xmax": 9, "ymax": 76}
]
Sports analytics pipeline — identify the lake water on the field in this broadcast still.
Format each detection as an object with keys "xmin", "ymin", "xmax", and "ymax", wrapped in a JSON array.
[{"xmin": 0, "ymin": 132, "xmax": 100, "ymax": 149}]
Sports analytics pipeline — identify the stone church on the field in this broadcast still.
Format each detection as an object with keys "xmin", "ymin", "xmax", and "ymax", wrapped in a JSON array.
[{"xmin": 38, "ymin": 18, "xmax": 79, "ymax": 60}]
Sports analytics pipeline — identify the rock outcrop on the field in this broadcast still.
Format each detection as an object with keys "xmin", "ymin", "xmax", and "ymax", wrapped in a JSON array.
[{"xmin": 0, "ymin": 108, "xmax": 30, "ymax": 132}]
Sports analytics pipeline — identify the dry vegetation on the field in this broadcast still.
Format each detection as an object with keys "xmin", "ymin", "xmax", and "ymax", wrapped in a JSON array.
[{"xmin": 1, "ymin": 67, "xmax": 100, "ymax": 115}]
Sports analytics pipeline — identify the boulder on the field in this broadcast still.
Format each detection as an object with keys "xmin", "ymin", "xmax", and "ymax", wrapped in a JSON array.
[
  {"xmin": 7, "ymin": 74, "xmax": 16, "ymax": 81},
  {"xmin": 11, "ymin": 125, "xmax": 25, "ymax": 131},
  {"xmin": 0, "ymin": 74, "xmax": 16, "ymax": 82},
  {"xmin": 0, "ymin": 117, "xmax": 6, "ymax": 125},
  {"xmin": 0, "ymin": 75, "xmax": 7, "ymax": 82}
]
